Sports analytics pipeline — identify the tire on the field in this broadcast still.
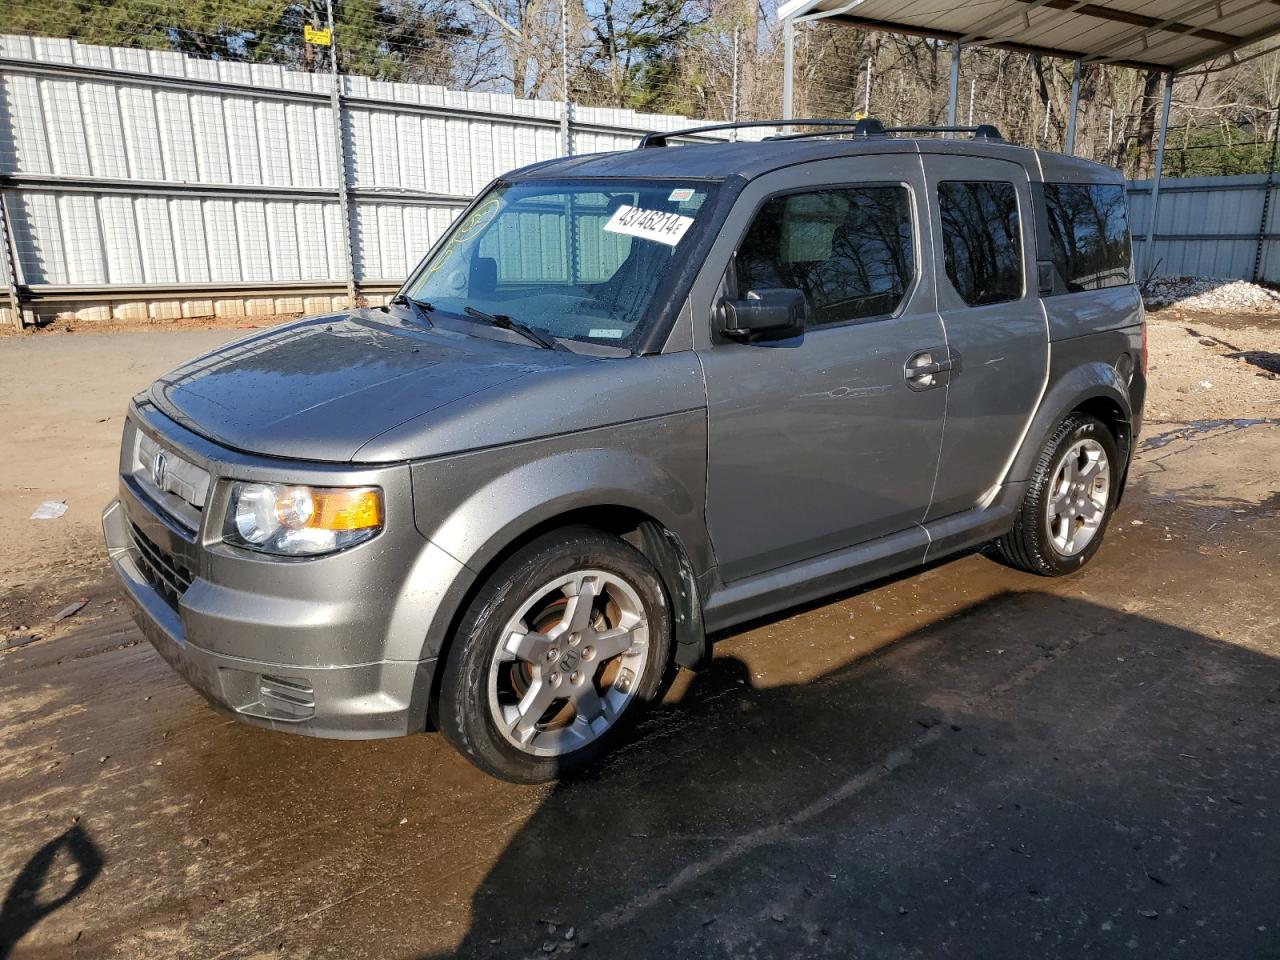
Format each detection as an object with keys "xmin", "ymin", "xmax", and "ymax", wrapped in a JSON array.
[
  {"xmin": 994, "ymin": 412, "xmax": 1120, "ymax": 577},
  {"xmin": 437, "ymin": 526, "xmax": 674, "ymax": 783}
]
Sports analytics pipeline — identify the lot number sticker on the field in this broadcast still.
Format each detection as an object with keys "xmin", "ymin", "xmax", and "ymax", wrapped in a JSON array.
[{"xmin": 603, "ymin": 205, "xmax": 695, "ymax": 247}]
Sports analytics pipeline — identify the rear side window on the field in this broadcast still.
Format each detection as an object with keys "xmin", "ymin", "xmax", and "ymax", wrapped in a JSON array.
[
  {"xmin": 1043, "ymin": 183, "xmax": 1132, "ymax": 292},
  {"xmin": 735, "ymin": 186, "xmax": 914, "ymax": 326},
  {"xmin": 938, "ymin": 181, "xmax": 1023, "ymax": 306}
]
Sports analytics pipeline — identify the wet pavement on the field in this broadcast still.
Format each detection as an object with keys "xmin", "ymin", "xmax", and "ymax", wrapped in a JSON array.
[{"xmin": 1, "ymin": 418, "xmax": 1277, "ymax": 960}]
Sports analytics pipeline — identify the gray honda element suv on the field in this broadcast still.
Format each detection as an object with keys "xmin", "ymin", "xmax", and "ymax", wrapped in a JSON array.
[{"xmin": 104, "ymin": 119, "xmax": 1145, "ymax": 782}]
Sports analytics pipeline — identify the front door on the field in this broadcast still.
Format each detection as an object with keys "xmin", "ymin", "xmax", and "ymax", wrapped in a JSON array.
[
  {"xmin": 696, "ymin": 157, "xmax": 948, "ymax": 582},
  {"xmin": 919, "ymin": 155, "xmax": 1050, "ymax": 520}
]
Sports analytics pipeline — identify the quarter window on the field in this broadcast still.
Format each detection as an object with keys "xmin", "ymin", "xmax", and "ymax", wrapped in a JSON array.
[
  {"xmin": 1043, "ymin": 183, "xmax": 1132, "ymax": 292},
  {"xmin": 938, "ymin": 181, "xmax": 1023, "ymax": 306},
  {"xmin": 735, "ymin": 186, "xmax": 914, "ymax": 326}
]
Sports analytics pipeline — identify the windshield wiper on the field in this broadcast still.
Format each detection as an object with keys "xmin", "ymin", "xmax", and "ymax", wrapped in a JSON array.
[
  {"xmin": 386, "ymin": 292, "xmax": 434, "ymax": 327},
  {"xmin": 463, "ymin": 306, "xmax": 560, "ymax": 350}
]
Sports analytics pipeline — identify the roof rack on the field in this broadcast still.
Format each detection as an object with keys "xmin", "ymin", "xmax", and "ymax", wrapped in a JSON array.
[
  {"xmin": 638, "ymin": 118, "xmax": 874, "ymax": 148},
  {"xmin": 637, "ymin": 117, "xmax": 1004, "ymax": 148},
  {"xmin": 881, "ymin": 123, "xmax": 1004, "ymax": 140}
]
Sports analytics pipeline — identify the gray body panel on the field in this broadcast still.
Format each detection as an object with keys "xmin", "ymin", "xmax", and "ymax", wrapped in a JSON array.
[
  {"xmin": 921, "ymin": 154, "xmax": 1050, "ymax": 520},
  {"xmin": 407, "ymin": 408, "xmax": 710, "ymax": 653},
  {"xmin": 105, "ymin": 133, "xmax": 1146, "ymax": 741},
  {"xmin": 149, "ymin": 312, "xmax": 602, "ymax": 463},
  {"xmin": 359, "ymin": 352, "xmax": 706, "ymax": 463},
  {"xmin": 690, "ymin": 155, "xmax": 947, "ymax": 581}
]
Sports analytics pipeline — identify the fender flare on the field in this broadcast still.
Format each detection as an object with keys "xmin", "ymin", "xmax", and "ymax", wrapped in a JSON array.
[{"xmin": 1006, "ymin": 361, "xmax": 1134, "ymax": 484}]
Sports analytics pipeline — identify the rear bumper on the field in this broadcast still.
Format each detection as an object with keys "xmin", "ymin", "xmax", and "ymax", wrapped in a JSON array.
[{"xmin": 103, "ymin": 498, "xmax": 437, "ymax": 739}]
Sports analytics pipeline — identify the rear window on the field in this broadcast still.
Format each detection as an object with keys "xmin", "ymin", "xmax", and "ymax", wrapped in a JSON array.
[
  {"xmin": 1043, "ymin": 183, "xmax": 1132, "ymax": 292},
  {"xmin": 937, "ymin": 181, "xmax": 1023, "ymax": 307}
]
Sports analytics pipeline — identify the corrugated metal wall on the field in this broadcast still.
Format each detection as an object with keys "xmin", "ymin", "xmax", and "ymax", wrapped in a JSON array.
[
  {"xmin": 1, "ymin": 33, "xmax": 1273, "ymax": 328},
  {"xmin": 1128, "ymin": 174, "xmax": 1276, "ymax": 283},
  {"xmin": 0, "ymin": 34, "xmax": 751, "ymax": 325}
]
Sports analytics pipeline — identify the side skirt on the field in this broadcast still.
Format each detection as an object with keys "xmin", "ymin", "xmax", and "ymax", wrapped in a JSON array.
[
  {"xmin": 700, "ymin": 481, "xmax": 1026, "ymax": 636},
  {"xmin": 922, "ymin": 480, "xmax": 1026, "ymax": 564}
]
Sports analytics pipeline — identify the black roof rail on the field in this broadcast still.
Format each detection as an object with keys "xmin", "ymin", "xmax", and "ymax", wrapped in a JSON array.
[
  {"xmin": 883, "ymin": 123, "xmax": 1004, "ymax": 140},
  {"xmin": 764, "ymin": 118, "xmax": 888, "ymax": 141},
  {"xmin": 637, "ymin": 117, "xmax": 1003, "ymax": 148},
  {"xmin": 773, "ymin": 121, "xmax": 1005, "ymax": 144},
  {"xmin": 638, "ymin": 118, "xmax": 880, "ymax": 148}
]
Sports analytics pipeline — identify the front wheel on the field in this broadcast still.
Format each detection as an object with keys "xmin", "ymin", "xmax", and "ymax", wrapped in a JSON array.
[
  {"xmin": 437, "ymin": 526, "xmax": 673, "ymax": 783},
  {"xmin": 994, "ymin": 412, "xmax": 1120, "ymax": 577}
]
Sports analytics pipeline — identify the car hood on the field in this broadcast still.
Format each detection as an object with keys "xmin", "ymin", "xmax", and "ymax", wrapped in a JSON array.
[{"xmin": 148, "ymin": 311, "xmax": 594, "ymax": 461}]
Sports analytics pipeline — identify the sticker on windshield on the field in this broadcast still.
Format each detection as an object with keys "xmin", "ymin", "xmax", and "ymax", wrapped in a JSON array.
[
  {"xmin": 588, "ymin": 328, "xmax": 624, "ymax": 339},
  {"xmin": 668, "ymin": 188, "xmax": 695, "ymax": 202},
  {"xmin": 603, "ymin": 204, "xmax": 695, "ymax": 247}
]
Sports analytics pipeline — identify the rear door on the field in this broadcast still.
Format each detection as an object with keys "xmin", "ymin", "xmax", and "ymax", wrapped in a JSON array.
[
  {"xmin": 695, "ymin": 156, "xmax": 948, "ymax": 582},
  {"xmin": 920, "ymin": 155, "xmax": 1049, "ymax": 520}
]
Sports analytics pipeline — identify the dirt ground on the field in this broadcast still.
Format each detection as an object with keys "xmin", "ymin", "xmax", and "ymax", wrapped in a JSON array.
[
  {"xmin": 1, "ymin": 311, "xmax": 1278, "ymax": 959},
  {"xmin": 1143, "ymin": 308, "xmax": 1280, "ymax": 420}
]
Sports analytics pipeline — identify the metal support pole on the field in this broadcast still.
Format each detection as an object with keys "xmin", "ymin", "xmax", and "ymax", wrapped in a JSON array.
[
  {"xmin": 1065, "ymin": 59, "xmax": 1081, "ymax": 155},
  {"xmin": 1252, "ymin": 101, "xmax": 1280, "ymax": 283},
  {"xmin": 863, "ymin": 57, "xmax": 872, "ymax": 117},
  {"xmin": 560, "ymin": 0, "xmax": 571, "ymax": 156},
  {"xmin": 0, "ymin": 189, "xmax": 24, "ymax": 331},
  {"xmin": 782, "ymin": 18, "xmax": 795, "ymax": 123},
  {"xmin": 731, "ymin": 26, "xmax": 740, "ymax": 137},
  {"xmin": 967, "ymin": 78, "xmax": 976, "ymax": 126},
  {"xmin": 1141, "ymin": 71, "xmax": 1174, "ymax": 282},
  {"xmin": 946, "ymin": 41, "xmax": 961, "ymax": 129},
  {"xmin": 324, "ymin": 0, "xmax": 357, "ymax": 308}
]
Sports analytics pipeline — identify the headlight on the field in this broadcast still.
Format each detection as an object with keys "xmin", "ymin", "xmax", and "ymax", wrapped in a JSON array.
[{"xmin": 223, "ymin": 482, "xmax": 383, "ymax": 557}]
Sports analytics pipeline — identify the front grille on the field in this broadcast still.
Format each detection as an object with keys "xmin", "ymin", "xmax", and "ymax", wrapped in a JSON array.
[{"xmin": 129, "ymin": 521, "xmax": 195, "ymax": 609}]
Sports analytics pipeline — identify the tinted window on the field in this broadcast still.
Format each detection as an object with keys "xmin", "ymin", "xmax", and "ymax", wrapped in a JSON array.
[
  {"xmin": 938, "ymin": 181, "xmax": 1023, "ymax": 306},
  {"xmin": 1043, "ymin": 183, "xmax": 1131, "ymax": 292},
  {"xmin": 735, "ymin": 186, "xmax": 914, "ymax": 326}
]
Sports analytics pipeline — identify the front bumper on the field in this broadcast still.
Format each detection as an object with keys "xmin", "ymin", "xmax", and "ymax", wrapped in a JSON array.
[
  {"xmin": 99, "ymin": 401, "xmax": 468, "ymax": 739},
  {"xmin": 104, "ymin": 498, "xmax": 436, "ymax": 738}
]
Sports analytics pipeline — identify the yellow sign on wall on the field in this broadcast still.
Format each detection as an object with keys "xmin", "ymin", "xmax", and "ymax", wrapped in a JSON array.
[{"xmin": 304, "ymin": 25, "xmax": 332, "ymax": 46}]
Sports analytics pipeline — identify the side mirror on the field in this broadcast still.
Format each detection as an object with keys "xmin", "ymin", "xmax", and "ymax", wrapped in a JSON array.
[{"xmin": 721, "ymin": 288, "xmax": 807, "ymax": 342}]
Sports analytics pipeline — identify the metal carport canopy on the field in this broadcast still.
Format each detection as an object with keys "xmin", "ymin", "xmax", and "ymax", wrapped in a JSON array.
[
  {"xmin": 774, "ymin": 0, "xmax": 1280, "ymax": 72},
  {"xmin": 775, "ymin": 0, "xmax": 1280, "ymax": 277}
]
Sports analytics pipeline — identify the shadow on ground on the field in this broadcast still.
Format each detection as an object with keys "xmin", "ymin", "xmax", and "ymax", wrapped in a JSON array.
[
  {"xmin": 423, "ymin": 591, "xmax": 1280, "ymax": 959},
  {"xmin": 3, "ymin": 581, "xmax": 1278, "ymax": 960},
  {"xmin": 0, "ymin": 826, "xmax": 102, "ymax": 960},
  {"xmin": 1180, "ymin": 323, "xmax": 1280, "ymax": 380}
]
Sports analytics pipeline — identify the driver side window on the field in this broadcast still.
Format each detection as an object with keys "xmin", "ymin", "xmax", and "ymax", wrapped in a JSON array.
[{"xmin": 734, "ymin": 186, "xmax": 915, "ymax": 326}]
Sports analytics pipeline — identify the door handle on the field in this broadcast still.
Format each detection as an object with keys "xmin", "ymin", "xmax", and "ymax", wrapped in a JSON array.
[
  {"xmin": 909, "ymin": 360, "xmax": 951, "ymax": 377},
  {"xmin": 904, "ymin": 351, "xmax": 953, "ymax": 389}
]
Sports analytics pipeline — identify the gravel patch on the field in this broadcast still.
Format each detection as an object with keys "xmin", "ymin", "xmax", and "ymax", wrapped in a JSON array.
[{"xmin": 1143, "ymin": 277, "xmax": 1280, "ymax": 314}]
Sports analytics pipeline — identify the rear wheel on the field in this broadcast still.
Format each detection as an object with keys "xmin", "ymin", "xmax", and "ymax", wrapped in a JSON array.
[
  {"xmin": 437, "ymin": 526, "xmax": 673, "ymax": 783},
  {"xmin": 994, "ymin": 412, "xmax": 1120, "ymax": 577}
]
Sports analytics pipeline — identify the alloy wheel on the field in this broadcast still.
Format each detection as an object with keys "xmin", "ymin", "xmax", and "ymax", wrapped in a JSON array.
[
  {"xmin": 487, "ymin": 570, "xmax": 650, "ymax": 757},
  {"xmin": 1046, "ymin": 438, "xmax": 1110, "ymax": 557}
]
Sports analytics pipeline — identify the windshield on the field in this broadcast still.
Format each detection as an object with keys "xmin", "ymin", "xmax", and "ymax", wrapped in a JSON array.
[{"xmin": 404, "ymin": 179, "xmax": 716, "ymax": 350}]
